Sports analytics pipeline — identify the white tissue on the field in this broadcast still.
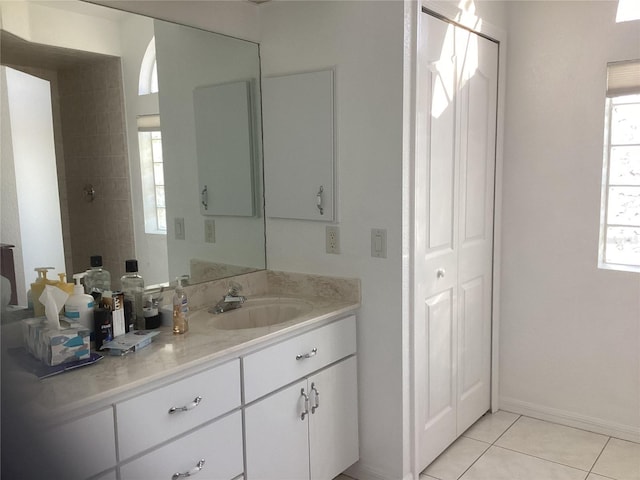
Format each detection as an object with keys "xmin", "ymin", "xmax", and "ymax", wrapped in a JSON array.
[{"xmin": 39, "ymin": 285, "xmax": 69, "ymax": 330}]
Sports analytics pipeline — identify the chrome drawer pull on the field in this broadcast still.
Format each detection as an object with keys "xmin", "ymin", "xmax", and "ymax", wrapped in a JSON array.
[
  {"xmin": 172, "ymin": 459, "xmax": 205, "ymax": 479},
  {"xmin": 300, "ymin": 388, "xmax": 310, "ymax": 420},
  {"xmin": 296, "ymin": 347, "xmax": 318, "ymax": 361},
  {"xmin": 311, "ymin": 382, "xmax": 320, "ymax": 414},
  {"xmin": 168, "ymin": 396, "xmax": 203, "ymax": 414}
]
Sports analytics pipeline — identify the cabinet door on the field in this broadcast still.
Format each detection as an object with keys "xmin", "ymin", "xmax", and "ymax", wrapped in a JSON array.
[
  {"xmin": 245, "ymin": 380, "xmax": 310, "ymax": 480},
  {"xmin": 120, "ymin": 412, "xmax": 243, "ymax": 480},
  {"xmin": 309, "ymin": 357, "xmax": 359, "ymax": 480},
  {"xmin": 262, "ymin": 70, "xmax": 335, "ymax": 221}
]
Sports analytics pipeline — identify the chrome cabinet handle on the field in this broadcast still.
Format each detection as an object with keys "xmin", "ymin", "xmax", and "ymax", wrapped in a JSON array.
[
  {"xmin": 201, "ymin": 185, "xmax": 208, "ymax": 210},
  {"xmin": 168, "ymin": 396, "xmax": 202, "ymax": 414},
  {"xmin": 300, "ymin": 388, "xmax": 310, "ymax": 420},
  {"xmin": 316, "ymin": 186, "xmax": 324, "ymax": 215},
  {"xmin": 172, "ymin": 459, "xmax": 205, "ymax": 479},
  {"xmin": 296, "ymin": 347, "xmax": 318, "ymax": 361},
  {"xmin": 311, "ymin": 382, "xmax": 320, "ymax": 414}
]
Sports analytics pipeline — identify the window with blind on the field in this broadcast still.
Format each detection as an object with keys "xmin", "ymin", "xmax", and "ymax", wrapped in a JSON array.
[{"xmin": 598, "ymin": 59, "xmax": 640, "ymax": 272}]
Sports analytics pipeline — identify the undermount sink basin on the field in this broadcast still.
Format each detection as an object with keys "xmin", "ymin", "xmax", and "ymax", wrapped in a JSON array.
[{"xmin": 211, "ymin": 297, "xmax": 313, "ymax": 330}]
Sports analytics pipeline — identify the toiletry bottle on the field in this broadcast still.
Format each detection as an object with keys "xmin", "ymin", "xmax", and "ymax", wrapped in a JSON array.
[
  {"xmin": 56, "ymin": 273, "xmax": 74, "ymax": 296},
  {"xmin": 121, "ymin": 259, "xmax": 145, "ymax": 331},
  {"xmin": 64, "ymin": 273, "xmax": 95, "ymax": 332},
  {"xmin": 172, "ymin": 276, "xmax": 189, "ymax": 334},
  {"xmin": 31, "ymin": 267, "xmax": 54, "ymax": 316},
  {"xmin": 85, "ymin": 255, "xmax": 111, "ymax": 301}
]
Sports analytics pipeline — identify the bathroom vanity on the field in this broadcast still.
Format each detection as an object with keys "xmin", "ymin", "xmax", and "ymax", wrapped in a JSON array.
[{"xmin": 2, "ymin": 271, "xmax": 360, "ymax": 480}]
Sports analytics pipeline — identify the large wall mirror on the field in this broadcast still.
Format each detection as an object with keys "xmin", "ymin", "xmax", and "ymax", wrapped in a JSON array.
[{"xmin": 0, "ymin": 0, "xmax": 265, "ymax": 306}]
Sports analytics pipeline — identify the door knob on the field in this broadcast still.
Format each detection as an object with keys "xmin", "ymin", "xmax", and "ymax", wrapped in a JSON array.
[{"xmin": 436, "ymin": 269, "xmax": 446, "ymax": 278}]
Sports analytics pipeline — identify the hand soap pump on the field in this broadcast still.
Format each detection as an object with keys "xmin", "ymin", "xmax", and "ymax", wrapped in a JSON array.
[
  {"xmin": 172, "ymin": 276, "xmax": 189, "ymax": 334},
  {"xmin": 65, "ymin": 273, "xmax": 95, "ymax": 332}
]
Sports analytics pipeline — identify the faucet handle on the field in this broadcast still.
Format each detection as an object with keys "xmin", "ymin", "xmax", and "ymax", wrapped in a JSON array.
[{"xmin": 227, "ymin": 281, "xmax": 243, "ymax": 296}]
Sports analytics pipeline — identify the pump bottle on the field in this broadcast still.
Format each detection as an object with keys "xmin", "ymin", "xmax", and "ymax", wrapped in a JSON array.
[
  {"xmin": 64, "ymin": 273, "xmax": 95, "ymax": 332},
  {"xmin": 172, "ymin": 276, "xmax": 189, "ymax": 334}
]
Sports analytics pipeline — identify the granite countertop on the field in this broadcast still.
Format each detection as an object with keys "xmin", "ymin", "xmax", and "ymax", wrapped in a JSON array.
[{"xmin": 1, "ymin": 271, "xmax": 360, "ymax": 422}]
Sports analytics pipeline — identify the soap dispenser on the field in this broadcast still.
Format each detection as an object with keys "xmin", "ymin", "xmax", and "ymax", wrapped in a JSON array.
[
  {"xmin": 31, "ymin": 267, "xmax": 54, "ymax": 316},
  {"xmin": 64, "ymin": 273, "xmax": 95, "ymax": 332},
  {"xmin": 172, "ymin": 276, "xmax": 189, "ymax": 334}
]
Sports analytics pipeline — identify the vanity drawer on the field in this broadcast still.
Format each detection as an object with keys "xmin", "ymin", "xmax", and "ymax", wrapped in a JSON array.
[
  {"xmin": 116, "ymin": 359, "xmax": 241, "ymax": 460},
  {"xmin": 120, "ymin": 411, "xmax": 243, "ymax": 480},
  {"xmin": 243, "ymin": 315, "xmax": 356, "ymax": 403},
  {"xmin": 42, "ymin": 407, "xmax": 116, "ymax": 479}
]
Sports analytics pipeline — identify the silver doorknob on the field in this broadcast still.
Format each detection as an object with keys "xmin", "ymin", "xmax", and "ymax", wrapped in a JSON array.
[{"xmin": 436, "ymin": 269, "xmax": 446, "ymax": 278}]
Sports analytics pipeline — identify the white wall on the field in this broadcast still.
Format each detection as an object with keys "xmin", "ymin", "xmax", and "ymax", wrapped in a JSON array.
[
  {"xmin": 1, "ymin": 67, "xmax": 66, "ymax": 305},
  {"xmin": 0, "ymin": 1, "xmax": 122, "ymax": 56},
  {"xmin": 260, "ymin": 2, "xmax": 406, "ymax": 478},
  {"xmin": 500, "ymin": 1, "xmax": 640, "ymax": 440},
  {"xmin": 90, "ymin": 0, "xmax": 260, "ymax": 43},
  {"xmin": 118, "ymin": 13, "xmax": 170, "ymax": 286}
]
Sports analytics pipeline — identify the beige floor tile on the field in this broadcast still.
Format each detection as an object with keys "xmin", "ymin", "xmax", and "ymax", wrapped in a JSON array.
[
  {"xmin": 462, "ymin": 410, "xmax": 520, "ymax": 444},
  {"xmin": 592, "ymin": 438, "xmax": 640, "ymax": 480},
  {"xmin": 423, "ymin": 436, "xmax": 490, "ymax": 480},
  {"xmin": 460, "ymin": 446, "xmax": 588, "ymax": 480},
  {"xmin": 419, "ymin": 475, "xmax": 440, "ymax": 480},
  {"xmin": 586, "ymin": 474, "xmax": 614, "ymax": 480},
  {"xmin": 332, "ymin": 476, "xmax": 356, "ymax": 480},
  {"xmin": 495, "ymin": 416, "xmax": 608, "ymax": 470}
]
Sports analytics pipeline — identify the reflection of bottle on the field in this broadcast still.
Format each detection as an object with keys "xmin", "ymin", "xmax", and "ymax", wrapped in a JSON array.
[
  {"xmin": 121, "ymin": 260, "xmax": 144, "ymax": 331},
  {"xmin": 172, "ymin": 276, "xmax": 189, "ymax": 334},
  {"xmin": 85, "ymin": 256, "xmax": 111, "ymax": 301}
]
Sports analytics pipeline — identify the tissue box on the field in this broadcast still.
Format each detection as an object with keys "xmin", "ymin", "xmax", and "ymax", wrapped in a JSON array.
[{"xmin": 22, "ymin": 318, "xmax": 90, "ymax": 366}]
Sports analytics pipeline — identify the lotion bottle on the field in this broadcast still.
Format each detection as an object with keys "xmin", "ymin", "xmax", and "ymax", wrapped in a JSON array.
[
  {"xmin": 172, "ymin": 276, "xmax": 189, "ymax": 334},
  {"xmin": 64, "ymin": 273, "xmax": 95, "ymax": 332}
]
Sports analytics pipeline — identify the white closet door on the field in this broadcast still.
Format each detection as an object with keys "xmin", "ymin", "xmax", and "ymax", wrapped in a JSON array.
[
  {"xmin": 455, "ymin": 26, "xmax": 497, "ymax": 435},
  {"xmin": 415, "ymin": 12, "xmax": 498, "ymax": 471},
  {"xmin": 415, "ymin": 13, "xmax": 459, "ymax": 469}
]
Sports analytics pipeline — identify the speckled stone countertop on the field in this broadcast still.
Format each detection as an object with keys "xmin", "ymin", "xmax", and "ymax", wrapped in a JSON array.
[{"xmin": 1, "ymin": 271, "xmax": 360, "ymax": 422}]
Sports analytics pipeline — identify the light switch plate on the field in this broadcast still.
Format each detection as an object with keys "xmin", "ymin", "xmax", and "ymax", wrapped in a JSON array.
[
  {"xmin": 371, "ymin": 228, "xmax": 387, "ymax": 258},
  {"xmin": 175, "ymin": 217, "xmax": 185, "ymax": 240}
]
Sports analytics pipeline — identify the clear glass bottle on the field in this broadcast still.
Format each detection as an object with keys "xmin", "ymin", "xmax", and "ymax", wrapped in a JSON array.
[
  {"xmin": 85, "ymin": 255, "xmax": 111, "ymax": 301},
  {"xmin": 172, "ymin": 276, "xmax": 189, "ymax": 334},
  {"xmin": 121, "ymin": 259, "xmax": 145, "ymax": 330}
]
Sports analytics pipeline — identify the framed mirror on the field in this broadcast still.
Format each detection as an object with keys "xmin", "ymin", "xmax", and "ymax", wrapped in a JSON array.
[{"xmin": 0, "ymin": 0, "xmax": 265, "ymax": 307}]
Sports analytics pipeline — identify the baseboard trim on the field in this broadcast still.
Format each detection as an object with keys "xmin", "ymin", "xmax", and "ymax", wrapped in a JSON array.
[{"xmin": 500, "ymin": 397, "xmax": 640, "ymax": 443}]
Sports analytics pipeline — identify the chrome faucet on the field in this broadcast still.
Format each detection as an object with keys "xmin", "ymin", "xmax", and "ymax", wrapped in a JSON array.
[{"xmin": 210, "ymin": 282, "xmax": 246, "ymax": 314}]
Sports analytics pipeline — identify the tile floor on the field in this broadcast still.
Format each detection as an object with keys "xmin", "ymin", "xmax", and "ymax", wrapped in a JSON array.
[{"xmin": 335, "ymin": 411, "xmax": 640, "ymax": 480}]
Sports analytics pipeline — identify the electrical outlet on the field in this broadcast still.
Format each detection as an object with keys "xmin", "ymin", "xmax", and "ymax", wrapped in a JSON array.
[
  {"xmin": 175, "ymin": 217, "xmax": 185, "ymax": 240},
  {"xmin": 205, "ymin": 219, "xmax": 215, "ymax": 243},
  {"xmin": 326, "ymin": 225, "xmax": 340, "ymax": 254}
]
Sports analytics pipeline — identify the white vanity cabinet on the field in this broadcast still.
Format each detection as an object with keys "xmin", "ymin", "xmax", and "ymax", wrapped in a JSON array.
[
  {"xmin": 116, "ymin": 359, "xmax": 242, "ymax": 480},
  {"xmin": 119, "ymin": 411, "xmax": 243, "ymax": 480},
  {"xmin": 115, "ymin": 359, "xmax": 241, "ymax": 460},
  {"xmin": 243, "ymin": 316, "xmax": 358, "ymax": 480}
]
